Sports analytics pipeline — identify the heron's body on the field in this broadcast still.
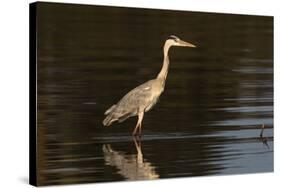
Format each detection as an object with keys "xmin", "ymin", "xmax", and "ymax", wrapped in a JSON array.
[
  {"xmin": 103, "ymin": 35, "xmax": 196, "ymax": 135},
  {"xmin": 103, "ymin": 79, "xmax": 163, "ymax": 125}
]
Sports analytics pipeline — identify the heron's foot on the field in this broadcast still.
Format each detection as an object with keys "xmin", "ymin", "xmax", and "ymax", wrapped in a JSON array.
[
  {"xmin": 132, "ymin": 129, "xmax": 138, "ymax": 136},
  {"xmin": 133, "ymin": 134, "xmax": 142, "ymax": 139},
  {"xmin": 132, "ymin": 124, "xmax": 141, "ymax": 136},
  {"xmin": 132, "ymin": 129, "xmax": 142, "ymax": 137},
  {"xmin": 132, "ymin": 131, "xmax": 141, "ymax": 136}
]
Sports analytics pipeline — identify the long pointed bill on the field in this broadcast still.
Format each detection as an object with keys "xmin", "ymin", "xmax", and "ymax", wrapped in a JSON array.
[{"xmin": 179, "ymin": 40, "xmax": 196, "ymax": 48}]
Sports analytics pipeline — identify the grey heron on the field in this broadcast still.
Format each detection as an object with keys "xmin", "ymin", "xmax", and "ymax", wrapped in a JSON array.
[{"xmin": 103, "ymin": 35, "xmax": 196, "ymax": 135}]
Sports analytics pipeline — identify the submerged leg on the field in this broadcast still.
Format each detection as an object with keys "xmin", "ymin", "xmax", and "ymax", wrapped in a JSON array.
[
  {"xmin": 132, "ymin": 111, "xmax": 144, "ymax": 136},
  {"xmin": 133, "ymin": 136, "xmax": 143, "ymax": 163}
]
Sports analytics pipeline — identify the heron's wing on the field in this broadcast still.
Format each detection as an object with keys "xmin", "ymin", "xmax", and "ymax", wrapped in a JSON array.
[
  {"xmin": 118, "ymin": 113, "xmax": 132, "ymax": 123},
  {"xmin": 103, "ymin": 80, "xmax": 155, "ymax": 126},
  {"xmin": 117, "ymin": 80, "xmax": 154, "ymax": 110},
  {"xmin": 104, "ymin": 104, "xmax": 116, "ymax": 115}
]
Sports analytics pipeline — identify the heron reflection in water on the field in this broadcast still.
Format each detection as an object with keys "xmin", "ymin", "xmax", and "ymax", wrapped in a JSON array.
[
  {"xmin": 103, "ymin": 137, "xmax": 159, "ymax": 180},
  {"xmin": 103, "ymin": 35, "xmax": 196, "ymax": 135}
]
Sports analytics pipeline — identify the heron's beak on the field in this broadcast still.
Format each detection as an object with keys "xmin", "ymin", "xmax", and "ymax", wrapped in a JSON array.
[{"xmin": 179, "ymin": 40, "xmax": 196, "ymax": 48}]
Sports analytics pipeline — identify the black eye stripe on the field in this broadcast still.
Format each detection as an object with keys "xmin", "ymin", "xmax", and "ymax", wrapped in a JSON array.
[{"xmin": 169, "ymin": 35, "xmax": 180, "ymax": 40}]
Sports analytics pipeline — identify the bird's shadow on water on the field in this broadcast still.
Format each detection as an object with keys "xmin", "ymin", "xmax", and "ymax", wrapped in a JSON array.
[{"xmin": 102, "ymin": 136, "xmax": 159, "ymax": 180}]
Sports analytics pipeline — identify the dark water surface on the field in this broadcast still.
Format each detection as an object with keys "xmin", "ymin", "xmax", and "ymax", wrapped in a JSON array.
[{"xmin": 36, "ymin": 2, "xmax": 273, "ymax": 186}]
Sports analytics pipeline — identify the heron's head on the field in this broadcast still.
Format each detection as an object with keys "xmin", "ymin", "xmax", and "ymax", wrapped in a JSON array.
[{"xmin": 166, "ymin": 35, "xmax": 196, "ymax": 48}]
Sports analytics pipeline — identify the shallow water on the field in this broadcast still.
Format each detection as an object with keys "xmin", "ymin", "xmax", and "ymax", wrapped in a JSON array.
[{"xmin": 36, "ymin": 3, "xmax": 273, "ymax": 186}]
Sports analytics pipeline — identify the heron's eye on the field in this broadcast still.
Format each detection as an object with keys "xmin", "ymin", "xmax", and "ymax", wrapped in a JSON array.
[{"xmin": 174, "ymin": 39, "xmax": 179, "ymax": 42}]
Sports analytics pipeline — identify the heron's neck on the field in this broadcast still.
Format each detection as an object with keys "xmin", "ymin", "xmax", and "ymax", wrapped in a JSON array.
[{"xmin": 157, "ymin": 42, "xmax": 171, "ymax": 82}]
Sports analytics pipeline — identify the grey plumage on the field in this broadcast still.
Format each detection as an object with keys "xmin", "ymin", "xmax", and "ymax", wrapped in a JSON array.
[
  {"xmin": 103, "ymin": 35, "xmax": 196, "ymax": 135},
  {"xmin": 103, "ymin": 80, "xmax": 159, "ymax": 126}
]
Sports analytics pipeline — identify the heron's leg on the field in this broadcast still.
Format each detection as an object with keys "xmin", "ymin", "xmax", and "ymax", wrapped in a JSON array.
[
  {"xmin": 137, "ymin": 111, "xmax": 144, "ymax": 135},
  {"xmin": 132, "ymin": 124, "xmax": 139, "ymax": 136},
  {"xmin": 132, "ymin": 111, "xmax": 144, "ymax": 135},
  {"xmin": 133, "ymin": 137, "xmax": 143, "ymax": 164}
]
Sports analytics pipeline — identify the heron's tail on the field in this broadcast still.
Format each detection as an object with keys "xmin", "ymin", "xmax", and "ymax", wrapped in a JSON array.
[
  {"xmin": 103, "ymin": 112, "xmax": 117, "ymax": 126},
  {"xmin": 103, "ymin": 105, "xmax": 117, "ymax": 126},
  {"xmin": 103, "ymin": 106, "xmax": 132, "ymax": 126}
]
